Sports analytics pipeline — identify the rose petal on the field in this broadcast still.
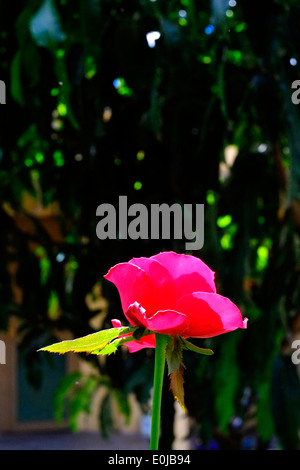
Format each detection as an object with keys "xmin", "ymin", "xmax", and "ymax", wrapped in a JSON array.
[
  {"xmin": 176, "ymin": 292, "xmax": 247, "ymax": 338},
  {"xmin": 145, "ymin": 309, "xmax": 188, "ymax": 335},
  {"xmin": 125, "ymin": 301, "xmax": 148, "ymax": 328},
  {"xmin": 104, "ymin": 262, "xmax": 158, "ymax": 322},
  {"xmin": 111, "ymin": 319, "xmax": 122, "ymax": 328},
  {"xmin": 126, "ymin": 334, "xmax": 156, "ymax": 352},
  {"xmin": 111, "ymin": 318, "xmax": 132, "ymax": 337},
  {"xmin": 151, "ymin": 252, "xmax": 216, "ymax": 300},
  {"xmin": 125, "ymin": 302, "xmax": 188, "ymax": 335},
  {"xmin": 129, "ymin": 256, "xmax": 177, "ymax": 310}
]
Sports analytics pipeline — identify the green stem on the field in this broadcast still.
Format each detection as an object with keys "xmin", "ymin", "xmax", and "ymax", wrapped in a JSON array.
[{"xmin": 150, "ymin": 333, "xmax": 168, "ymax": 450}]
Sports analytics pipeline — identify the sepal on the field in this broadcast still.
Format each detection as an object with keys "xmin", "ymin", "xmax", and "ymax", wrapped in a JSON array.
[
  {"xmin": 179, "ymin": 337, "xmax": 214, "ymax": 356},
  {"xmin": 166, "ymin": 336, "xmax": 186, "ymax": 412}
]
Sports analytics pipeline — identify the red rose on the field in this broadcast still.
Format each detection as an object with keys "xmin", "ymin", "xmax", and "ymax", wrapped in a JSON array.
[{"xmin": 104, "ymin": 251, "xmax": 247, "ymax": 351}]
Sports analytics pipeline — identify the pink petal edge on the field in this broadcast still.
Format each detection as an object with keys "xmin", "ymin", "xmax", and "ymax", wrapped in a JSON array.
[
  {"xmin": 150, "ymin": 251, "xmax": 217, "ymax": 295},
  {"xmin": 176, "ymin": 291, "xmax": 248, "ymax": 338}
]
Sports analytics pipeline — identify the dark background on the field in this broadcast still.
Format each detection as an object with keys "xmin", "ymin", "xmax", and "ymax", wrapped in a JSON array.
[{"xmin": 1, "ymin": 0, "xmax": 300, "ymax": 450}]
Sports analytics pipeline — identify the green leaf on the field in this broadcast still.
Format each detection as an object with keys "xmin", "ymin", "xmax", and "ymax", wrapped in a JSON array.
[
  {"xmin": 54, "ymin": 371, "xmax": 81, "ymax": 422},
  {"xmin": 94, "ymin": 335, "xmax": 134, "ymax": 355},
  {"xmin": 165, "ymin": 336, "xmax": 182, "ymax": 374},
  {"xmin": 38, "ymin": 326, "xmax": 137, "ymax": 355},
  {"xmin": 165, "ymin": 336, "xmax": 186, "ymax": 412},
  {"xmin": 68, "ymin": 375, "xmax": 99, "ymax": 431},
  {"xmin": 113, "ymin": 389, "xmax": 131, "ymax": 424},
  {"xmin": 100, "ymin": 393, "xmax": 114, "ymax": 438},
  {"xmin": 94, "ymin": 327, "xmax": 152, "ymax": 355},
  {"xmin": 180, "ymin": 337, "xmax": 214, "ymax": 356},
  {"xmin": 170, "ymin": 365, "xmax": 185, "ymax": 412}
]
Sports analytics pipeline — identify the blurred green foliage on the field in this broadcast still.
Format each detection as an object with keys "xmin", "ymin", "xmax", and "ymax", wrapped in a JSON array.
[{"xmin": 1, "ymin": 0, "xmax": 300, "ymax": 449}]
